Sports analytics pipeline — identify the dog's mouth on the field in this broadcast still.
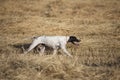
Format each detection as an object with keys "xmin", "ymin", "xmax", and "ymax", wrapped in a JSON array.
[{"xmin": 72, "ymin": 42, "xmax": 80, "ymax": 46}]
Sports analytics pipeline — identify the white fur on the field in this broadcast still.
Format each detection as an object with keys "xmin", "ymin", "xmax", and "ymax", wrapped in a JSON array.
[{"xmin": 24, "ymin": 36, "xmax": 72, "ymax": 57}]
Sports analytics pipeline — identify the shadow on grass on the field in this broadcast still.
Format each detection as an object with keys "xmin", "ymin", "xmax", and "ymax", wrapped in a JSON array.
[
  {"xmin": 13, "ymin": 43, "xmax": 30, "ymax": 50},
  {"xmin": 12, "ymin": 43, "xmax": 54, "ymax": 54}
]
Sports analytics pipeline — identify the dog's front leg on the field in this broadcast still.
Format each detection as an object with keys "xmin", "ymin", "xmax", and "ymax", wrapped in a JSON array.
[{"xmin": 61, "ymin": 46, "xmax": 72, "ymax": 57}]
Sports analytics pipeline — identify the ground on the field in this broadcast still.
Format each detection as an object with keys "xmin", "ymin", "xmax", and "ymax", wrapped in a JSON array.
[{"xmin": 0, "ymin": 0, "xmax": 120, "ymax": 80}]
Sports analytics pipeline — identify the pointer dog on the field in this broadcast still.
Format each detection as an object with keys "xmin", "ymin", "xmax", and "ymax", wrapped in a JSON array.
[{"xmin": 23, "ymin": 36, "xmax": 80, "ymax": 57}]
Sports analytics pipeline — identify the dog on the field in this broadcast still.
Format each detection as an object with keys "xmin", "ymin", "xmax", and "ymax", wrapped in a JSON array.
[{"xmin": 23, "ymin": 36, "xmax": 80, "ymax": 57}]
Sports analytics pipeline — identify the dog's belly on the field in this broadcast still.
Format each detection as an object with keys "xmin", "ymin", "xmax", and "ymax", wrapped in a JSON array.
[
  {"xmin": 39, "ymin": 36, "xmax": 64, "ymax": 49},
  {"xmin": 43, "ymin": 41, "xmax": 60, "ymax": 49}
]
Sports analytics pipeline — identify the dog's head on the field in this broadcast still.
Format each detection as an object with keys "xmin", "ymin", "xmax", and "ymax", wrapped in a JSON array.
[{"xmin": 68, "ymin": 36, "xmax": 80, "ymax": 46}]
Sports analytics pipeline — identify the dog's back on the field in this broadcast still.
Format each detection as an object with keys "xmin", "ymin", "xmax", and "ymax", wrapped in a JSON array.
[{"xmin": 36, "ymin": 36, "xmax": 69, "ymax": 48}]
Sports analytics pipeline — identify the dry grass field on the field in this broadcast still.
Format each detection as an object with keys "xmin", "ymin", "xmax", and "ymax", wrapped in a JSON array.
[{"xmin": 0, "ymin": 0, "xmax": 120, "ymax": 80}]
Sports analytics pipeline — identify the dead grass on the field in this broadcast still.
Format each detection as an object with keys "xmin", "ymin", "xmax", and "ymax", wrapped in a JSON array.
[{"xmin": 0, "ymin": 0, "xmax": 120, "ymax": 80}]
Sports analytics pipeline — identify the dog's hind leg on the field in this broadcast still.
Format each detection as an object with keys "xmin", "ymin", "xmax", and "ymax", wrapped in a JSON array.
[
  {"xmin": 53, "ymin": 49, "xmax": 57, "ymax": 55},
  {"xmin": 38, "ymin": 45, "xmax": 45, "ymax": 55},
  {"xmin": 21, "ymin": 45, "xmax": 26, "ymax": 53},
  {"xmin": 24, "ymin": 39, "xmax": 40, "ymax": 54},
  {"xmin": 33, "ymin": 44, "xmax": 45, "ymax": 55}
]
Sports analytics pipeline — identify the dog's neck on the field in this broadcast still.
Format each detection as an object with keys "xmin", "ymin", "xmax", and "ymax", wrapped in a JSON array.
[{"xmin": 67, "ymin": 36, "xmax": 71, "ymax": 43}]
